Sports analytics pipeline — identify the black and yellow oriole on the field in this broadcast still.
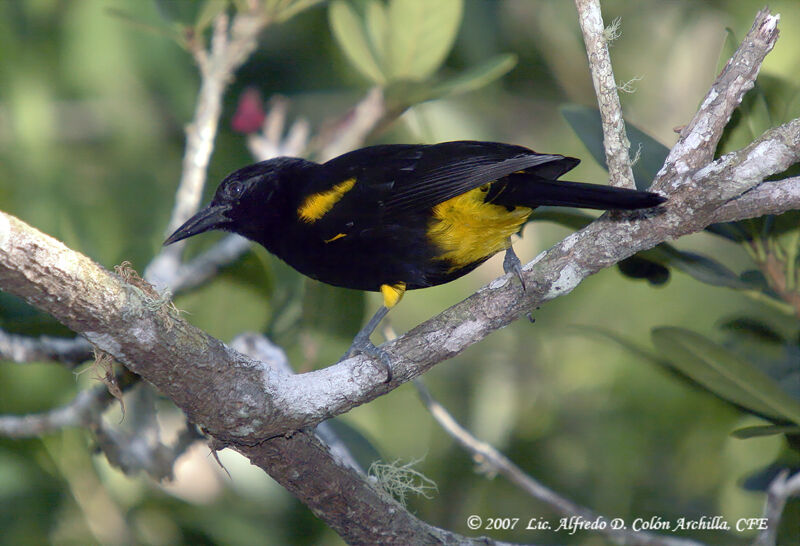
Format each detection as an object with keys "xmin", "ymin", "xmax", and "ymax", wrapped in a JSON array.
[{"xmin": 165, "ymin": 141, "xmax": 665, "ymax": 370}]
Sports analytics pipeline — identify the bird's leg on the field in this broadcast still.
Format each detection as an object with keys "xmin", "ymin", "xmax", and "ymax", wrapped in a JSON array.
[
  {"xmin": 342, "ymin": 282, "xmax": 406, "ymax": 382},
  {"xmin": 344, "ymin": 305, "xmax": 392, "ymax": 380},
  {"xmin": 503, "ymin": 243, "xmax": 526, "ymax": 291}
]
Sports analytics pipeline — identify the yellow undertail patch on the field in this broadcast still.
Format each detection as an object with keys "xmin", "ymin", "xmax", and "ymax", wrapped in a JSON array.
[
  {"xmin": 428, "ymin": 187, "xmax": 532, "ymax": 271},
  {"xmin": 297, "ymin": 178, "xmax": 356, "ymax": 223},
  {"xmin": 380, "ymin": 282, "xmax": 406, "ymax": 308}
]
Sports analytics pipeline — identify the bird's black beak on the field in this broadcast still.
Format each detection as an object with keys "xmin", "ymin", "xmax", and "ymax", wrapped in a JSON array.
[{"xmin": 163, "ymin": 204, "xmax": 232, "ymax": 246}]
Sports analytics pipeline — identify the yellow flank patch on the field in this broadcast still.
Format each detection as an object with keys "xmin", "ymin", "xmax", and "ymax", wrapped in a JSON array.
[
  {"xmin": 380, "ymin": 282, "xmax": 406, "ymax": 308},
  {"xmin": 324, "ymin": 232, "xmax": 347, "ymax": 243},
  {"xmin": 428, "ymin": 187, "xmax": 532, "ymax": 271},
  {"xmin": 297, "ymin": 178, "xmax": 356, "ymax": 223}
]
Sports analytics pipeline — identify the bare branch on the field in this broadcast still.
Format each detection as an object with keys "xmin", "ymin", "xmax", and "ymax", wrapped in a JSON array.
[
  {"xmin": 312, "ymin": 87, "xmax": 387, "ymax": 162},
  {"xmin": 755, "ymin": 470, "xmax": 800, "ymax": 546},
  {"xmin": 0, "ymin": 386, "xmax": 107, "ymax": 437},
  {"xmin": 709, "ymin": 176, "xmax": 800, "ymax": 225},
  {"xmin": 574, "ymin": 0, "xmax": 636, "ymax": 189},
  {"xmin": 94, "ymin": 413, "xmax": 203, "ymax": 481},
  {"xmin": 170, "ymin": 11, "xmax": 266, "ymax": 235},
  {"xmin": 0, "ymin": 370, "xmax": 136, "ymax": 438},
  {"xmin": 414, "ymin": 380, "xmax": 702, "ymax": 546},
  {"xmin": 0, "ymin": 329, "xmax": 92, "ymax": 365},
  {"xmin": 145, "ymin": 10, "xmax": 267, "ymax": 288},
  {"xmin": 655, "ymin": 8, "xmax": 779, "ymax": 190},
  {"xmin": 247, "ymin": 96, "xmax": 311, "ymax": 161},
  {"xmin": 163, "ymin": 234, "xmax": 253, "ymax": 295}
]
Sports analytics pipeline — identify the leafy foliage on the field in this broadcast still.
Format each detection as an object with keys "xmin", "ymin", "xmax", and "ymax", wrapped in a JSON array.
[{"xmin": 329, "ymin": 0, "xmax": 516, "ymax": 112}]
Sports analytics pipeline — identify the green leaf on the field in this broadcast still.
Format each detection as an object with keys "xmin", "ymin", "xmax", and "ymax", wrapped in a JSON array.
[
  {"xmin": 365, "ymin": 0, "xmax": 389, "ymax": 68},
  {"xmin": 651, "ymin": 327, "xmax": 800, "ymax": 424},
  {"xmin": 324, "ymin": 418, "xmax": 384, "ymax": 470},
  {"xmin": 785, "ymin": 88, "xmax": 800, "ymax": 122},
  {"xmin": 155, "ymin": 0, "xmax": 204, "ymax": 24},
  {"xmin": 383, "ymin": 54, "xmax": 516, "ymax": 112},
  {"xmin": 715, "ymin": 28, "xmax": 738, "ymax": 76},
  {"xmin": 429, "ymin": 54, "xmax": 517, "ymax": 97},
  {"xmin": 272, "ymin": 0, "xmax": 325, "ymax": 23},
  {"xmin": 329, "ymin": 0, "xmax": 386, "ymax": 84},
  {"xmin": 106, "ymin": 8, "xmax": 184, "ymax": 44},
  {"xmin": 746, "ymin": 88, "xmax": 773, "ymax": 138},
  {"xmin": 640, "ymin": 245, "xmax": 753, "ymax": 290},
  {"xmin": 732, "ymin": 424, "xmax": 800, "ymax": 439},
  {"xmin": 195, "ymin": 0, "xmax": 229, "ymax": 33},
  {"xmin": 386, "ymin": 0, "xmax": 462, "ymax": 80},
  {"xmin": 627, "ymin": 119, "xmax": 670, "ymax": 189},
  {"xmin": 530, "ymin": 208, "xmax": 594, "ymax": 231},
  {"xmin": 718, "ymin": 317, "xmax": 785, "ymax": 344},
  {"xmin": 571, "ymin": 326, "xmax": 667, "ymax": 366},
  {"xmin": 560, "ymin": 104, "xmax": 669, "ymax": 190},
  {"xmin": 705, "ymin": 221, "xmax": 752, "ymax": 242},
  {"xmin": 561, "ymin": 104, "xmax": 605, "ymax": 172},
  {"xmin": 616, "ymin": 255, "xmax": 670, "ymax": 286}
]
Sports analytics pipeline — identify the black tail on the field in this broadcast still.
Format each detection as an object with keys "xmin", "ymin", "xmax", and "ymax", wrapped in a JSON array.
[{"xmin": 496, "ymin": 176, "xmax": 666, "ymax": 211}]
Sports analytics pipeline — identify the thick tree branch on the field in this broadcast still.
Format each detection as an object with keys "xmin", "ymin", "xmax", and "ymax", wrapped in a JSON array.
[
  {"xmin": 574, "ymin": 0, "xmax": 636, "ymax": 189},
  {"xmin": 0, "ymin": 8, "xmax": 793, "ymax": 544},
  {"xmin": 234, "ymin": 431, "xmax": 502, "ymax": 545},
  {"xmin": 0, "ymin": 112, "xmax": 797, "ymax": 442}
]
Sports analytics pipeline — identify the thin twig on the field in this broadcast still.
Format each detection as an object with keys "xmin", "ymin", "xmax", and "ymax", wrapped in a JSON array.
[
  {"xmin": 247, "ymin": 96, "xmax": 311, "ymax": 161},
  {"xmin": 414, "ymin": 380, "xmax": 702, "ymax": 546},
  {"xmin": 145, "ymin": 10, "xmax": 267, "ymax": 288},
  {"xmin": 574, "ymin": 0, "xmax": 636, "ymax": 189},
  {"xmin": 165, "ymin": 234, "xmax": 253, "ymax": 295},
  {"xmin": 0, "ymin": 369, "xmax": 137, "ymax": 438},
  {"xmin": 709, "ymin": 177, "xmax": 800, "ymax": 225},
  {"xmin": 0, "ymin": 329, "xmax": 92, "ymax": 365},
  {"xmin": 754, "ymin": 470, "xmax": 800, "ymax": 546},
  {"xmin": 312, "ymin": 87, "xmax": 387, "ymax": 162}
]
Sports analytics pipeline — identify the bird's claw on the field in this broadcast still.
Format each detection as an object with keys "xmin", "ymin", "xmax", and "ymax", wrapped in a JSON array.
[
  {"xmin": 343, "ymin": 338, "xmax": 393, "ymax": 383},
  {"xmin": 503, "ymin": 246, "xmax": 527, "ymax": 292}
]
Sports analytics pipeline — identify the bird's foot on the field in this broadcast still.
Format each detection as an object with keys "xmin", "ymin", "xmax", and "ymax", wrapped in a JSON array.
[
  {"xmin": 343, "ymin": 336, "xmax": 392, "ymax": 383},
  {"xmin": 503, "ymin": 246, "xmax": 527, "ymax": 291}
]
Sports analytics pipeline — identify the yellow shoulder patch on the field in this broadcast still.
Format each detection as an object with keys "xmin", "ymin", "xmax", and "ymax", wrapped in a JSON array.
[
  {"xmin": 380, "ymin": 282, "xmax": 406, "ymax": 308},
  {"xmin": 297, "ymin": 178, "xmax": 356, "ymax": 223}
]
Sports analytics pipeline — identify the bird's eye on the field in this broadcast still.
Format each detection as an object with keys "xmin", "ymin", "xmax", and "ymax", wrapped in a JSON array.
[{"xmin": 225, "ymin": 181, "xmax": 244, "ymax": 199}]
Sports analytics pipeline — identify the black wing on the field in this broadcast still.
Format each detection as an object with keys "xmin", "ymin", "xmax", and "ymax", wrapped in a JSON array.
[{"xmin": 321, "ymin": 141, "xmax": 577, "ymax": 219}]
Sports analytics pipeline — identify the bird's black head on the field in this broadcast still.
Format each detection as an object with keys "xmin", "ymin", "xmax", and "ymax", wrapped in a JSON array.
[{"xmin": 164, "ymin": 157, "xmax": 311, "ymax": 247}]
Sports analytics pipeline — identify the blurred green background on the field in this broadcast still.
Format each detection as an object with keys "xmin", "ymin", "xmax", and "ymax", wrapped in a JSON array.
[{"xmin": 1, "ymin": 0, "xmax": 798, "ymax": 544}]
